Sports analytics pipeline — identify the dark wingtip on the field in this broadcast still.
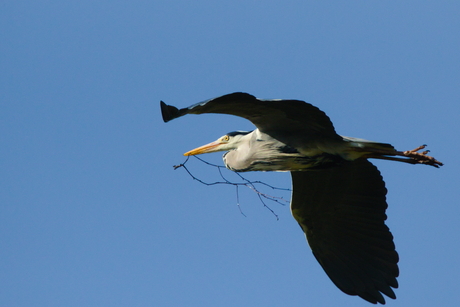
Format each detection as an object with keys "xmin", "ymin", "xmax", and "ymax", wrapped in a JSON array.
[{"xmin": 160, "ymin": 101, "xmax": 180, "ymax": 123}]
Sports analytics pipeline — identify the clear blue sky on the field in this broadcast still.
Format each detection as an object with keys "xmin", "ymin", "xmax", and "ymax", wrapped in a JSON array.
[{"xmin": 1, "ymin": 1, "xmax": 459, "ymax": 306}]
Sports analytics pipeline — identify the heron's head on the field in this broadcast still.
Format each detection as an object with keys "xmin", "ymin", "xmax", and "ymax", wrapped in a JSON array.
[{"xmin": 184, "ymin": 131, "xmax": 251, "ymax": 156}]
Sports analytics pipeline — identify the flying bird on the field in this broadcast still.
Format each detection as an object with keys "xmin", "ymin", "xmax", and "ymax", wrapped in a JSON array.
[{"xmin": 160, "ymin": 92, "xmax": 442, "ymax": 304}]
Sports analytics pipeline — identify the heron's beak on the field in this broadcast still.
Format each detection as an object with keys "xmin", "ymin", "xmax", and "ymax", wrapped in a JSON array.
[{"xmin": 184, "ymin": 140, "xmax": 225, "ymax": 156}]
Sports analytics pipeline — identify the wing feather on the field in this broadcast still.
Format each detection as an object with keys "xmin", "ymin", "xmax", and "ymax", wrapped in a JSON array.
[
  {"xmin": 290, "ymin": 159, "xmax": 398, "ymax": 304},
  {"xmin": 160, "ymin": 92, "xmax": 343, "ymax": 148}
]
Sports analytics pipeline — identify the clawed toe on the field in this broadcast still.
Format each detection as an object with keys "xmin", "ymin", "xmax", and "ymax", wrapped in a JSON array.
[
  {"xmin": 402, "ymin": 145, "xmax": 443, "ymax": 168},
  {"xmin": 404, "ymin": 144, "xmax": 427, "ymax": 154}
]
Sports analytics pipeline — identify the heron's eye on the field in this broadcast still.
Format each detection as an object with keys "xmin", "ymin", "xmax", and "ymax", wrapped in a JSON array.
[{"xmin": 222, "ymin": 135, "xmax": 230, "ymax": 142}]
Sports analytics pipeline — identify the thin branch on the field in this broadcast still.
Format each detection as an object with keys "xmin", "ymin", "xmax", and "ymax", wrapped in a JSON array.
[
  {"xmin": 173, "ymin": 156, "xmax": 291, "ymax": 219},
  {"xmin": 235, "ymin": 185, "xmax": 247, "ymax": 217}
]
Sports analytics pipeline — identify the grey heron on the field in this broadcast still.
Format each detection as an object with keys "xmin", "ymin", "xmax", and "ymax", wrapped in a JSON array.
[{"xmin": 160, "ymin": 92, "xmax": 442, "ymax": 304}]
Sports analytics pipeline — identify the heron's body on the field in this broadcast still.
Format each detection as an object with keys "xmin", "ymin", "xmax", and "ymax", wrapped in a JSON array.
[
  {"xmin": 160, "ymin": 92, "xmax": 442, "ymax": 304},
  {"xmin": 217, "ymin": 130, "xmax": 398, "ymax": 172}
]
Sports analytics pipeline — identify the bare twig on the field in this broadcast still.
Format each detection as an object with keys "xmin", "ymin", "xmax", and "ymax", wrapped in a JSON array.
[{"xmin": 173, "ymin": 156, "xmax": 291, "ymax": 220}]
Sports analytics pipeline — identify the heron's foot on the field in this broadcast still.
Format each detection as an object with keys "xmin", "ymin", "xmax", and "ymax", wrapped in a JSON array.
[{"xmin": 402, "ymin": 145, "xmax": 443, "ymax": 168}]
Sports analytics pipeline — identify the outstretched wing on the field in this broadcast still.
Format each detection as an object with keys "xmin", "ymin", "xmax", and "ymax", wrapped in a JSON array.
[
  {"xmin": 290, "ymin": 159, "xmax": 399, "ymax": 304},
  {"xmin": 161, "ymin": 92, "xmax": 343, "ymax": 147}
]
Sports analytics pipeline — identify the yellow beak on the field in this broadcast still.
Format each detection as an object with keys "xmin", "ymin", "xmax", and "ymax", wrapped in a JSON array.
[{"xmin": 183, "ymin": 140, "xmax": 225, "ymax": 156}]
